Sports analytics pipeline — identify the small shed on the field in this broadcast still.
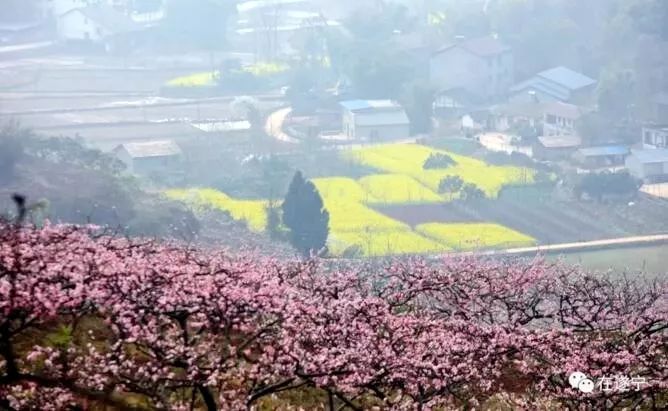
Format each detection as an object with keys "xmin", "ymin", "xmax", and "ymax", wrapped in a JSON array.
[
  {"xmin": 573, "ymin": 145, "xmax": 630, "ymax": 168},
  {"xmin": 625, "ymin": 149, "xmax": 668, "ymax": 183},
  {"xmin": 113, "ymin": 140, "xmax": 183, "ymax": 177},
  {"xmin": 340, "ymin": 100, "xmax": 410, "ymax": 141},
  {"xmin": 533, "ymin": 135, "xmax": 581, "ymax": 161}
]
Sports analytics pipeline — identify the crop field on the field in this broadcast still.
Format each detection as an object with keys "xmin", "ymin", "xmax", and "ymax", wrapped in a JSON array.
[
  {"xmin": 165, "ymin": 188, "xmax": 268, "ymax": 232},
  {"xmin": 329, "ymin": 229, "xmax": 451, "ymax": 257},
  {"xmin": 166, "ymin": 144, "xmax": 540, "ymax": 257},
  {"xmin": 166, "ymin": 72, "xmax": 218, "ymax": 87},
  {"xmin": 359, "ymin": 174, "xmax": 443, "ymax": 204},
  {"xmin": 166, "ymin": 62, "xmax": 289, "ymax": 87},
  {"xmin": 345, "ymin": 143, "xmax": 534, "ymax": 197},
  {"xmin": 311, "ymin": 177, "xmax": 451, "ymax": 256},
  {"xmin": 416, "ymin": 223, "xmax": 536, "ymax": 250},
  {"xmin": 312, "ymin": 177, "xmax": 373, "ymax": 203}
]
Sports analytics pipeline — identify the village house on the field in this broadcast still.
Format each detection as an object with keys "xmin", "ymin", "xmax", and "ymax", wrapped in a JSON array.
[
  {"xmin": 625, "ymin": 149, "xmax": 668, "ymax": 182},
  {"xmin": 57, "ymin": 3, "xmax": 139, "ymax": 49},
  {"xmin": 430, "ymin": 35, "xmax": 514, "ymax": 103},
  {"xmin": 510, "ymin": 66, "xmax": 596, "ymax": 104},
  {"xmin": 113, "ymin": 140, "xmax": 183, "ymax": 177},
  {"xmin": 490, "ymin": 101, "xmax": 546, "ymax": 133},
  {"xmin": 490, "ymin": 101, "xmax": 585, "ymax": 138},
  {"xmin": 340, "ymin": 100, "xmax": 410, "ymax": 142},
  {"xmin": 533, "ymin": 134, "xmax": 581, "ymax": 161},
  {"xmin": 642, "ymin": 125, "xmax": 668, "ymax": 149},
  {"xmin": 573, "ymin": 145, "xmax": 630, "ymax": 168},
  {"xmin": 543, "ymin": 101, "xmax": 584, "ymax": 136}
]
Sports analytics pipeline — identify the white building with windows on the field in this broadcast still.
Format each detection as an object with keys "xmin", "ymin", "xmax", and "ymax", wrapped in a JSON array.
[
  {"xmin": 542, "ymin": 101, "xmax": 584, "ymax": 136},
  {"xmin": 430, "ymin": 35, "xmax": 514, "ymax": 102},
  {"xmin": 642, "ymin": 125, "xmax": 668, "ymax": 149},
  {"xmin": 340, "ymin": 100, "xmax": 410, "ymax": 141}
]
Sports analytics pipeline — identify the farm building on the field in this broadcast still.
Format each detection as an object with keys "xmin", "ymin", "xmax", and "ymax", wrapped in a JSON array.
[
  {"xmin": 430, "ymin": 35, "xmax": 514, "ymax": 102},
  {"xmin": 642, "ymin": 125, "xmax": 668, "ymax": 149},
  {"xmin": 57, "ymin": 3, "xmax": 139, "ymax": 48},
  {"xmin": 113, "ymin": 140, "xmax": 183, "ymax": 177},
  {"xmin": 625, "ymin": 149, "xmax": 668, "ymax": 182},
  {"xmin": 533, "ymin": 135, "xmax": 581, "ymax": 161},
  {"xmin": 510, "ymin": 66, "xmax": 596, "ymax": 104},
  {"xmin": 573, "ymin": 145, "xmax": 630, "ymax": 168},
  {"xmin": 340, "ymin": 100, "xmax": 410, "ymax": 142},
  {"xmin": 542, "ymin": 101, "xmax": 585, "ymax": 136},
  {"xmin": 490, "ymin": 101, "xmax": 547, "ymax": 132}
]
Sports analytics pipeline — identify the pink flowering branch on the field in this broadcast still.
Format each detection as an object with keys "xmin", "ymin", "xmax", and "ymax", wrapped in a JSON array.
[{"xmin": 0, "ymin": 220, "xmax": 666, "ymax": 410}]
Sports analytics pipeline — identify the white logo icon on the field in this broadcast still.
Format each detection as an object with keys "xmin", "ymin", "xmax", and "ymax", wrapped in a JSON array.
[
  {"xmin": 569, "ymin": 371, "xmax": 587, "ymax": 389},
  {"xmin": 569, "ymin": 371, "xmax": 648, "ymax": 393},
  {"xmin": 578, "ymin": 378, "xmax": 595, "ymax": 393}
]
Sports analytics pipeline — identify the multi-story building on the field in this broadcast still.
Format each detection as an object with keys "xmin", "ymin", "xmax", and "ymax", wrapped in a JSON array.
[{"xmin": 430, "ymin": 35, "xmax": 514, "ymax": 103}]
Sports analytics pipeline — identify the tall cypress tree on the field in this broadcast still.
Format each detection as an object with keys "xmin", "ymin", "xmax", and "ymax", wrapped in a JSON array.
[{"xmin": 282, "ymin": 171, "xmax": 329, "ymax": 256}]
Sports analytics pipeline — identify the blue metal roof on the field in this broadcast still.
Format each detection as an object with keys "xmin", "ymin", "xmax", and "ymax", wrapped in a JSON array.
[
  {"xmin": 577, "ymin": 145, "xmax": 629, "ymax": 157},
  {"xmin": 537, "ymin": 66, "xmax": 596, "ymax": 91}
]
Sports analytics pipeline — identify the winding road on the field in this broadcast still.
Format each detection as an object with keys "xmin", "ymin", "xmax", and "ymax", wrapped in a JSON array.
[{"xmin": 264, "ymin": 107, "xmax": 300, "ymax": 144}]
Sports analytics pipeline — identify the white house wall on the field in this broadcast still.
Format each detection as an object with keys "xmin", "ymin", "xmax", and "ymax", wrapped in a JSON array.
[{"xmin": 58, "ymin": 10, "xmax": 107, "ymax": 41}]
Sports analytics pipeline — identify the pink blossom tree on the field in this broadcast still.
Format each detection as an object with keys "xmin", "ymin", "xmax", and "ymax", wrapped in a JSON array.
[{"xmin": 0, "ymin": 221, "xmax": 666, "ymax": 410}]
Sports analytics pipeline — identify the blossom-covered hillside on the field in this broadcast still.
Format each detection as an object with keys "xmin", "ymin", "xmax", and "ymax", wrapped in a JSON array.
[{"xmin": 0, "ymin": 220, "xmax": 666, "ymax": 410}]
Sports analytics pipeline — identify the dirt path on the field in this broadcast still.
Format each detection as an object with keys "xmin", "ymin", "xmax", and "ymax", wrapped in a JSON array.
[{"xmin": 265, "ymin": 107, "xmax": 300, "ymax": 144}]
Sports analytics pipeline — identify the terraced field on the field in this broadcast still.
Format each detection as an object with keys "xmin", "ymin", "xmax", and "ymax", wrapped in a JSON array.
[
  {"xmin": 359, "ymin": 174, "xmax": 443, "ymax": 204},
  {"xmin": 166, "ymin": 188, "xmax": 268, "ymax": 232},
  {"xmin": 416, "ymin": 223, "xmax": 536, "ymax": 250},
  {"xmin": 379, "ymin": 191, "xmax": 668, "ymax": 245},
  {"xmin": 346, "ymin": 143, "xmax": 535, "ymax": 198},
  {"xmin": 166, "ymin": 143, "xmax": 542, "ymax": 257},
  {"xmin": 166, "ymin": 62, "xmax": 290, "ymax": 87}
]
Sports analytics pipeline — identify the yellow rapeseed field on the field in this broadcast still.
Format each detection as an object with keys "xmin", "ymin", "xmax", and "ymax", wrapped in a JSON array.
[
  {"xmin": 166, "ymin": 144, "xmax": 538, "ymax": 257},
  {"xmin": 166, "ymin": 62, "xmax": 289, "ymax": 87},
  {"xmin": 346, "ymin": 143, "xmax": 534, "ymax": 198},
  {"xmin": 416, "ymin": 223, "xmax": 536, "ymax": 251},
  {"xmin": 321, "ymin": 200, "xmax": 407, "ymax": 233},
  {"xmin": 165, "ymin": 188, "xmax": 268, "ymax": 232},
  {"xmin": 167, "ymin": 72, "xmax": 218, "ymax": 87},
  {"xmin": 312, "ymin": 177, "xmax": 374, "ymax": 203},
  {"xmin": 359, "ymin": 174, "xmax": 443, "ymax": 204},
  {"xmin": 329, "ymin": 229, "xmax": 451, "ymax": 257}
]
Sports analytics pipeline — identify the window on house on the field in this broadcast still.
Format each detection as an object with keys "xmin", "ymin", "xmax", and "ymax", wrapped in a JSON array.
[{"xmin": 546, "ymin": 114, "xmax": 557, "ymax": 124}]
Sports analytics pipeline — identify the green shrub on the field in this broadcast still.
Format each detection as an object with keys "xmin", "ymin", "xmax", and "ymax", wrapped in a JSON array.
[{"xmin": 423, "ymin": 153, "xmax": 457, "ymax": 169}]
